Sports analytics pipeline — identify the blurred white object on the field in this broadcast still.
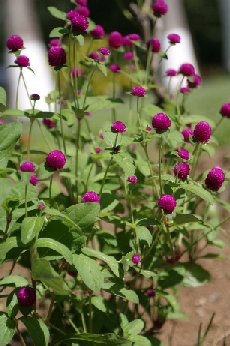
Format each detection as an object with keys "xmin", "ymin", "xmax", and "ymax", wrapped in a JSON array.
[
  {"xmin": 161, "ymin": 0, "xmax": 199, "ymax": 90},
  {"xmin": 4, "ymin": 0, "xmax": 54, "ymax": 110}
]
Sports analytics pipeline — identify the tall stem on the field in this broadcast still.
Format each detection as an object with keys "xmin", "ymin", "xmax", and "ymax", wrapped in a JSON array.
[
  {"xmin": 16, "ymin": 69, "xmax": 22, "ymax": 112},
  {"xmin": 158, "ymin": 136, "xmax": 163, "ymax": 196},
  {"xmin": 75, "ymin": 118, "xmax": 82, "ymax": 201},
  {"xmin": 99, "ymin": 157, "xmax": 113, "ymax": 195},
  {"xmin": 36, "ymin": 120, "xmax": 52, "ymax": 152},
  {"xmin": 57, "ymin": 71, "xmax": 66, "ymax": 154},
  {"xmin": 49, "ymin": 175, "xmax": 53, "ymax": 204},
  {"xmin": 89, "ymin": 294, "xmax": 93, "ymax": 333},
  {"xmin": 25, "ymin": 185, "xmax": 28, "ymax": 217},
  {"xmin": 27, "ymin": 119, "xmax": 34, "ymax": 161}
]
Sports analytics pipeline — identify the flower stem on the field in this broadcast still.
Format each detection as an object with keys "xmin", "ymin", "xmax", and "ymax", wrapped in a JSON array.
[
  {"xmin": 158, "ymin": 135, "xmax": 163, "ymax": 196},
  {"xmin": 16, "ymin": 321, "xmax": 26, "ymax": 346},
  {"xmin": 89, "ymin": 293, "xmax": 93, "ymax": 333},
  {"xmin": 36, "ymin": 120, "xmax": 52, "ymax": 152},
  {"xmin": 49, "ymin": 175, "xmax": 53, "ymax": 205},
  {"xmin": 25, "ymin": 185, "xmax": 28, "ymax": 217},
  {"xmin": 99, "ymin": 157, "xmax": 113, "ymax": 196},
  {"xmin": 27, "ymin": 119, "xmax": 34, "ymax": 161},
  {"xmin": 75, "ymin": 118, "xmax": 82, "ymax": 201},
  {"xmin": 57, "ymin": 71, "xmax": 66, "ymax": 154}
]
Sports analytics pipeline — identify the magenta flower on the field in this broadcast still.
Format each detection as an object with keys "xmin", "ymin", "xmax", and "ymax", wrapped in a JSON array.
[
  {"xmin": 123, "ymin": 52, "xmax": 134, "ymax": 60},
  {"xmin": 111, "ymin": 121, "xmax": 126, "ymax": 133},
  {"xmin": 152, "ymin": 113, "xmax": 171, "ymax": 132},
  {"xmin": 71, "ymin": 13, "xmax": 89, "ymax": 33},
  {"xmin": 132, "ymin": 254, "xmax": 140, "ymax": 265},
  {"xmin": 49, "ymin": 38, "xmax": 62, "ymax": 47},
  {"xmin": 205, "ymin": 166, "xmax": 225, "ymax": 191},
  {"xmin": 95, "ymin": 148, "xmax": 101, "ymax": 154},
  {"xmin": 38, "ymin": 203, "xmax": 45, "ymax": 210},
  {"xmin": 181, "ymin": 128, "xmax": 193, "ymax": 142},
  {"xmin": 152, "ymin": 0, "xmax": 168, "ymax": 17},
  {"xmin": 109, "ymin": 64, "xmax": 120, "ymax": 73},
  {"xmin": 66, "ymin": 10, "xmax": 78, "ymax": 20},
  {"xmin": 178, "ymin": 149, "xmax": 190, "ymax": 160},
  {"xmin": 187, "ymin": 74, "xmax": 201, "ymax": 88},
  {"xmin": 167, "ymin": 33, "xmax": 180, "ymax": 44},
  {"xmin": 99, "ymin": 132, "xmax": 104, "ymax": 139},
  {"xmin": 30, "ymin": 94, "xmax": 40, "ymax": 101},
  {"xmin": 20, "ymin": 161, "xmax": 35, "ymax": 172},
  {"xmin": 46, "ymin": 150, "xmax": 66, "ymax": 169},
  {"xmin": 166, "ymin": 69, "xmax": 177, "ymax": 76},
  {"xmin": 17, "ymin": 286, "xmax": 36, "ymax": 306},
  {"xmin": 76, "ymin": 6, "xmax": 90, "ymax": 17},
  {"xmin": 85, "ymin": 112, "xmax": 90, "ymax": 116},
  {"xmin": 146, "ymin": 37, "xmax": 161, "ymax": 52},
  {"xmin": 179, "ymin": 63, "xmax": 195, "ymax": 76},
  {"xmin": 127, "ymin": 175, "xmax": 138, "ymax": 183},
  {"xmin": 129, "ymin": 33, "xmax": 141, "ymax": 41},
  {"xmin": 88, "ymin": 52, "xmax": 100, "ymax": 61},
  {"xmin": 193, "ymin": 121, "xmax": 212, "ymax": 144},
  {"xmin": 15, "ymin": 55, "xmax": 30, "ymax": 67},
  {"xmin": 146, "ymin": 288, "xmax": 155, "ymax": 297},
  {"xmin": 82, "ymin": 191, "xmax": 100, "ymax": 203},
  {"xmin": 131, "ymin": 86, "xmax": 146, "ymax": 97},
  {"xmin": 48, "ymin": 46, "xmax": 66, "ymax": 66},
  {"xmin": 71, "ymin": 67, "xmax": 84, "ymax": 78},
  {"xmin": 76, "ymin": 0, "xmax": 87, "ymax": 5},
  {"xmin": 158, "ymin": 195, "xmax": 176, "ymax": 213},
  {"xmin": 108, "ymin": 31, "xmax": 123, "ymax": 48},
  {"xmin": 90, "ymin": 25, "xmax": 105, "ymax": 39},
  {"xmin": 98, "ymin": 47, "xmax": 111, "ymax": 56},
  {"xmin": 220, "ymin": 103, "xmax": 230, "ymax": 118},
  {"xmin": 146, "ymin": 126, "xmax": 151, "ymax": 131},
  {"xmin": 180, "ymin": 87, "xmax": 191, "ymax": 94},
  {"xmin": 174, "ymin": 162, "xmax": 190, "ymax": 179},
  {"xmin": 6, "ymin": 35, "xmax": 24, "ymax": 51},
  {"xmin": 30, "ymin": 174, "xmax": 39, "ymax": 186},
  {"xmin": 43, "ymin": 118, "xmax": 55, "ymax": 129}
]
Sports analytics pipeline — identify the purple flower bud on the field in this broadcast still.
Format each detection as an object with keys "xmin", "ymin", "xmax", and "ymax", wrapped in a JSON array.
[
  {"xmin": 95, "ymin": 147, "xmax": 101, "ymax": 154},
  {"xmin": 98, "ymin": 47, "xmax": 111, "ymax": 56},
  {"xmin": 152, "ymin": 0, "xmax": 168, "ymax": 17},
  {"xmin": 30, "ymin": 94, "xmax": 40, "ymax": 101},
  {"xmin": 85, "ymin": 112, "xmax": 90, "ymax": 116},
  {"xmin": 193, "ymin": 121, "xmax": 212, "ymax": 144},
  {"xmin": 71, "ymin": 13, "xmax": 89, "ymax": 33},
  {"xmin": 123, "ymin": 52, "xmax": 134, "ymax": 60},
  {"xmin": 180, "ymin": 87, "xmax": 191, "ymax": 94},
  {"xmin": 49, "ymin": 38, "xmax": 63, "ymax": 47},
  {"xmin": 179, "ymin": 63, "xmax": 195, "ymax": 76},
  {"xmin": 17, "ymin": 286, "xmax": 36, "ymax": 306},
  {"xmin": 205, "ymin": 166, "xmax": 225, "ymax": 191},
  {"xmin": 90, "ymin": 25, "xmax": 105, "ymax": 39},
  {"xmin": 6, "ymin": 35, "xmax": 24, "ymax": 51},
  {"xmin": 158, "ymin": 194, "xmax": 176, "ymax": 213},
  {"xmin": 15, "ymin": 55, "xmax": 30, "ymax": 67},
  {"xmin": 181, "ymin": 128, "xmax": 193, "ymax": 142},
  {"xmin": 152, "ymin": 113, "xmax": 171, "ymax": 132},
  {"xmin": 146, "ymin": 126, "xmax": 151, "ymax": 131},
  {"xmin": 30, "ymin": 174, "xmax": 39, "ymax": 186},
  {"xmin": 109, "ymin": 64, "xmax": 120, "ymax": 73},
  {"xmin": 46, "ymin": 150, "xmax": 66, "ymax": 169},
  {"xmin": 146, "ymin": 288, "xmax": 155, "ymax": 297},
  {"xmin": 167, "ymin": 33, "xmax": 180, "ymax": 44},
  {"xmin": 76, "ymin": 6, "xmax": 90, "ymax": 17},
  {"xmin": 88, "ymin": 52, "xmax": 100, "ymax": 61},
  {"xmin": 99, "ymin": 132, "xmax": 104, "ymax": 139},
  {"xmin": 187, "ymin": 74, "xmax": 201, "ymax": 88},
  {"xmin": 43, "ymin": 118, "xmax": 55, "ymax": 129},
  {"xmin": 111, "ymin": 121, "xmax": 126, "ymax": 133},
  {"xmin": 38, "ymin": 203, "xmax": 45, "ymax": 210},
  {"xmin": 114, "ymin": 146, "xmax": 120, "ymax": 153},
  {"xmin": 166, "ymin": 69, "xmax": 177, "ymax": 77},
  {"xmin": 71, "ymin": 67, "xmax": 84, "ymax": 78},
  {"xmin": 20, "ymin": 161, "xmax": 35, "ymax": 172},
  {"xmin": 127, "ymin": 175, "xmax": 138, "ymax": 183},
  {"xmin": 220, "ymin": 103, "xmax": 230, "ymax": 118},
  {"xmin": 131, "ymin": 86, "xmax": 146, "ymax": 97},
  {"xmin": 48, "ymin": 46, "xmax": 66, "ymax": 66},
  {"xmin": 82, "ymin": 191, "xmax": 100, "ymax": 203},
  {"xmin": 178, "ymin": 149, "xmax": 190, "ymax": 160},
  {"xmin": 146, "ymin": 37, "xmax": 161, "ymax": 52},
  {"xmin": 132, "ymin": 254, "xmax": 140, "ymax": 265},
  {"xmin": 108, "ymin": 31, "xmax": 123, "ymax": 49},
  {"xmin": 76, "ymin": 0, "xmax": 87, "ymax": 5},
  {"xmin": 174, "ymin": 162, "xmax": 190, "ymax": 179}
]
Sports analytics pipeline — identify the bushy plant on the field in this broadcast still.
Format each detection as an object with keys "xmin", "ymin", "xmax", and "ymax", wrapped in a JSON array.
[{"xmin": 0, "ymin": 0, "xmax": 229, "ymax": 345}]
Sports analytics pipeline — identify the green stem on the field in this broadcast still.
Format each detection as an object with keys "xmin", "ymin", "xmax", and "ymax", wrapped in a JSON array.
[
  {"xmin": 158, "ymin": 136, "xmax": 163, "ymax": 196},
  {"xmin": 128, "ymin": 189, "xmax": 138, "ymax": 253},
  {"xmin": 57, "ymin": 71, "xmax": 66, "ymax": 154},
  {"xmin": 16, "ymin": 69, "xmax": 22, "ymax": 112},
  {"xmin": 21, "ymin": 72, "xmax": 33, "ymax": 108},
  {"xmin": 89, "ymin": 294, "xmax": 93, "ymax": 333},
  {"xmin": 27, "ymin": 119, "xmax": 34, "ymax": 161},
  {"xmin": 143, "ymin": 143, "xmax": 159, "ymax": 198},
  {"xmin": 16, "ymin": 321, "xmax": 26, "ymax": 346},
  {"xmin": 212, "ymin": 117, "xmax": 223, "ymax": 135},
  {"xmin": 99, "ymin": 157, "xmax": 113, "ymax": 196},
  {"xmin": 190, "ymin": 142, "xmax": 201, "ymax": 180},
  {"xmin": 75, "ymin": 118, "xmax": 82, "ymax": 200},
  {"xmin": 49, "ymin": 175, "xmax": 53, "ymax": 204},
  {"xmin": 46, "ymin": 292, "xmax": 55, "ymax": 323},
  {"xmin": 36, "ymin": 120, "xmax": 52, "ymax": 152},
  {"xmin": 25, "ymin": 185, "xmax": 28, "ymax": 217}
]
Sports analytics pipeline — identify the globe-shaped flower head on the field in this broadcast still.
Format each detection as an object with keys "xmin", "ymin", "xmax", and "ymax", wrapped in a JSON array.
[
  {"xmin": 127, "ymin": 176, "xmax": 138, "ymax": 183},
  {"xmin": 152, "ymin": 113, "xmax": 171, "ymax": 132},
  {"xmin": 205, "ymin": 166, "xmax": 225, "ymax": 191},
  {"xmin": 178, "ymin": 149, "xmax": 190, "ymax": 160},
  {"xmin": 15, "ymin": 55, "xmax": 30, "ymax": 67},
  {"xmin": 76, "ymin": 0, "xmax": 87, "ymax": 5},
  {"xmin": 82, "ymin": 191, "xmax": 100, "ymax": 203},
  {"xmin": 167, "ymin": 33, "xmax": 180, "ymax": 44},
  {"xmin": 98, "ymin": 47, "xmax": 111, "ymax": 56},
  {"xmin": 179, "ymin": 63, "xmax": 195, "ymax": 76},
  {"xmin": 174, "ymin": 162, "xmax": 190, "ymax": 179},
  {"xmin": 76, "ymin": 6, "xmax": 90, "ymax": 17},
  {"xmin": 152, "ymin": 0, "xmax": 168, "ymax": 17},
  {"xmin": 193, "ymin": 121, "xmax": 212, "ymax": 144},
  {"xmin": 220, "ymin": 103, "xmax": 230, "ymax": 118},
  {"xmin": 46, "ymin": 150, "xmax": 66, "ymax": 169},
  {"xmin": 181, "ymin": 128, "xmax": 193, "ymax": 142},
  {"xmin": 90, "ymin": 25, "xmax": 105, "ymax": 39},
  {"xmin": 132, "ymin": 254, "xmax": 140, "ymax": 265},
  {"xmin": 109, "ymin": 64, "xmax": 120, "ymax": 73},
  {"xmin": 30, "ymin": 174, "xmax": 39, "ymax": 186},
  {"xmin": 20, "ymin": 161, "xmax": 35, "ymax": 172},
  {"xmin": 131, "ymin": 86, "xmax": 146, "ymax": 97},
  {"xmin": 6, "ymin": 35, "xmax": 24, "ymax": 51},
  {"xmin": 158, "ymin": 195, "xmax": 176, "ymax": 213},
  {"xmin": 146, "ymin": 37, "xmax": 161, "ymax": 52},
  {"xmin": 166, "ymin": 69, "xmax": 177, "ymax": 77},
  {"xmin": 108, "ymin": 31, "xmax": 123, "ymax": 49},
  {"xmin": 48, "ymin": 46, "xmax": 66, "ymax": 66},
  {"xmin": 17, "ymin": 286, "xmax": 36, "ymax": 306},
  {"xmin": 71, "ymin": 13, "xmax": 89, "ymax": 33},
  {"xmin": 111, "ymin": 121, "xmax": 126, "ymax": 133},
  {"xmin": 187, "ymin": 74, "xmax": 201, "ymax": 88}
]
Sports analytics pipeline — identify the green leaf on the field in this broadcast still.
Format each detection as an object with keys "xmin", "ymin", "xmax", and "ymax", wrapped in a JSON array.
[
  {"xmin": 51, "ymin": 333, "xmax": 132, "ymax": 346},
  {"xmin": 0, "ymin": 314, "xmax": 16, "ymax": 345},
  {"xmin": 0, "ymin": 178, "xmax": 13, "ymax": 205},
  {"xmin": 124, "ymin": 319, "xmax": 144, "ymax": 336},
  {"xmin": 167, "ymin": 312, "xmax": 188, "ymax": 320},
  {"xmin": 143, "ymin": 104, "xmax": 163, "ymax": 116},
  {"xmin": 182, "ymin": 115, "xmax": 215, "ymax": 128},
  {"xmin": 97, "ymin": 63, "xmax": 108, "ymax": 76},
  {"xmin": 73, "ymin": 254, "xmax": 104, "ymax": 292},
  {"xmin": 64, "ymin": 202, "xmax": 100, "ymax": 232},
  {"xmin": 0, "ymin": 237, "xmax": 25, "ymax": 260},
  {"xmin": 0, "ymin": 275, "xmax": 28, "ymax": 287},
  {"xmin": 128, "ymin": 335, "xmax": 151, "ymax": 346},
  {"xmin": 136, "ymin": 226, "xmax": 152, "ymax": 246},
  {"xmin": 0, "ymin": 122, "xmax": 22, "ymax": 168},
  {"xmin": 0, "ymin": 87, "xmax": 6, "ymax": 106},
  {"xmin": 76, "ymin": 34, "xmax": 84, "ymax": 46},
  {"xmin": 158, "ymin": 270, "xmax": 184, "ymax": 289},
  {"xmin": 21, "ymin": 316, "xmax": 49, "ymax": 346},
  {"xmin": 21, "ymin": 217, "xmax": 44, "ymax": 244},
  {"xmin": 49, "ymin": 27, "xmax": 63, "ymax": 38},
  {"xmin": 44, "ymin": 209, "xmax": 81, "ymax": 232},
  {"xmin": 100, "ymin": 193, "xmax": 119, "ymax": 213},
  {"xmin": 33, "ymin": 111, "xmax": 55, "ymax": 119},
  {"xmin": 48, "ymin": 6, "xmax": 66, "ymax": 20},
  {"xmin": 183, "ymin": 263, "xmax": 211, "ymax": 287},
  {"xmin": 173, "ymin": 214, "xmax": 199, "ymax": 225},
  {"xmin": 167, "ymin": 130, "xmax": 184, "ymax": 144},
  {"xmin": 82, "ymin": 248, "xmax": 119, "ymax": 276},
  {"xmin": 102, "ymin": 283, "xmax": 138, "ymax": 304},
  {"xmin": 87, "ymin": 98, "xmax": 112, "ymax": 112},
  {"xmin": 35, "ymin": 238, "xmax": 73, "ymax": 264},
  {"xmin": 2, "ymin": 109, "xmax": 24, "ymax": 117},
  {"xmin": 102, "ymin": 121, "xmax": 122, "ymax": 148},
  {"xmin": 113, "ymin": 152, "xmax": 135, "ymax": 177},
  {"xmin": 32, "ymin": 258, "xmax": 69, "ymax": 295},
  {"xmin": 180, "ymin": 183, "xmax": 213, "ymax": 204}
]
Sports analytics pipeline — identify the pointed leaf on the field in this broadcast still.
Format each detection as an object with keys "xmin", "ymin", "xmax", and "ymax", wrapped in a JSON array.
[
  {"xmin": 183, "ymin": 263, "xmax": 211, "ymax": 287},
  {"xmin": 136, "ymin": 226, "xmax": 152, "ymax": 246},
  {"xmin": 35, "ymin": 238, "xmax": 73, "ymax": 264},
  {"xmin": 0, "ymin": 87, "xmax": 6, "ymax": 106},
  {"xmin": 51, "ymin": 333, "xmax": 132, "ymax": 346},
  {"xmin": 102, "ymin": 121, "xmax": 122, "ymax": 147},
  {"xmin": 0, "ymin": 122, "xmax": 22, "ymax": 168},
  {"xmin": 64, "ymin": 202, "xmax": 100, "ymax": 231},
  {"xmin": 0, "ymin": 314, "xmax": 16, "ymax": 345},
  {"xmin": 82, "ymin": 248, "xmax": 119, "ymax": 276},
  {"xmin": 44, "ymin": 209, "xmax": 81, "ymax": 232},
  {"xmin": 21, "ymin": 217, "xmax": 44, "ymax": 244},
  {"xmin": 0, "ymin": 237, "xmax": 26, "ymax": 260},
  {"xmin": 48, "ymin": 6, "xmax": 66, "ymax": 20},
  {"xmin": 0, "ymin": 275, "xmax": 28, "ymax": 287},
  {"xmin": 173, "ymin": 214, "xmax": 199, "ymax": 225},
  {"xmin": 113, "ymin": 152, "xmax": 135, "ymax": 177},
  {"xmin": 180, "ymin": 183, "xmax": 213, "ymax": 204},
  {"xmin": 21, "ymin": 316, "xmax": 49, "ymax": 346}
]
